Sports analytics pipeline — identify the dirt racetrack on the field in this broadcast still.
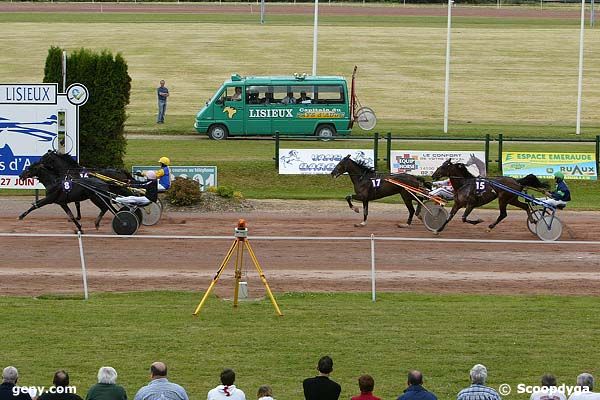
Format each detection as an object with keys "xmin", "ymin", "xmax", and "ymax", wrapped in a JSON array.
[{"xmin": 1, "ymin": 196, "xmax": 599, "ymax": 297}]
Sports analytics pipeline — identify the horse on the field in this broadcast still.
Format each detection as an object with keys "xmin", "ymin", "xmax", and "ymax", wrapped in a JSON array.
[
  {"xmin": 431, "ymin": 159, "xmax": 549, "ymax": 234},
  {"xmin": 36, "ymin": 151, "xmax": 134, "ymax": 220},
  {"xmin": 331, "ymin": 154, "xmax": 429, "ymax": 227},
  {"xmin": 18, "ymin": 161, "xmax": 113, "ymax": 232}
]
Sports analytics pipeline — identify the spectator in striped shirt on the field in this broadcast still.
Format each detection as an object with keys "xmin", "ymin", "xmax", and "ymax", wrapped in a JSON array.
[{"xmin": 457, "ymin": 364, "xmax": 501, "ymax": 400}]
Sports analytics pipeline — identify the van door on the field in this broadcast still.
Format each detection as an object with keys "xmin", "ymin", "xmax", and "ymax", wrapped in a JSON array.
[
  {"xmin": 244, "ymin": 85, "xmax": 272, "ymax": 135},
  {"xmin": 216, "ymin": 86, "xmax": 244, "ymax": 135}
]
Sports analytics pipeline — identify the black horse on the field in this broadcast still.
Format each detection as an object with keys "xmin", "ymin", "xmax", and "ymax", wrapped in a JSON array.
[
  {"xmin": 18, "ymin": 161, "xmax": 113, "ymax": 232},
  {"xmin": 36, "ymin": 151, "xmax": 134, "ymax": 220},
  {"xmin": 431, "ymin": 159, "xmax": 549, "ymax": 233},
  {"xmin": 331, "ymin": 155, "xmax": 429, "ymax": 227}
]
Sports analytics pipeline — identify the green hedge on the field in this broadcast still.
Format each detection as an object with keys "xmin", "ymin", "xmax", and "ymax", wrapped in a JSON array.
[{"xmin": 43, "ymin": 46, "xmax": 131, "ymax": 168}]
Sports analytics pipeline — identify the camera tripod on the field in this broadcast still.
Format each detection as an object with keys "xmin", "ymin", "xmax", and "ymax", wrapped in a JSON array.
[{"xmin": 193, "ymin": 220, "xmax": 283, "ymax": 317}]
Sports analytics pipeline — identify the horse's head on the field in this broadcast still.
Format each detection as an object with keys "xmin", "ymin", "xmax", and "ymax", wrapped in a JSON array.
[
  {"xmin": 331, "ymin": 154, "xmax": 352, "ymax": 178},
  {"xmin": 41, "ymin": 150, "xmax": 79, "ymax": 173},
  {"xmin": 20, "ymin": 160, "xmax": 45, "ymax": 180},
  {"xmin": 432, "ymin": 159, "xmax": 453, "ymax": 180}
]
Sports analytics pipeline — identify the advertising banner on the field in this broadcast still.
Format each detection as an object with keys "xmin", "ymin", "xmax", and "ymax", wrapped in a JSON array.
[
  {"xmin": 502, "ymin": 152, "xmax": 597, "ymax": 180},
  {"xmin": 390, "ymin": 150, "xmax": 486, "ymax": 177},
  {"xmin": 278, "ymin": 149, "xmax": 374, "ymax": 175},
  {"xmin": 132, "ymin": 166, "xmax": 218, "ymax": 191}
]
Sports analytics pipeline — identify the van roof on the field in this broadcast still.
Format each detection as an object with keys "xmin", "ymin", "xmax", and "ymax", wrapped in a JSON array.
[{"xmin": 225, "ymin": 74, "xmax": 346, "ymax": 85}]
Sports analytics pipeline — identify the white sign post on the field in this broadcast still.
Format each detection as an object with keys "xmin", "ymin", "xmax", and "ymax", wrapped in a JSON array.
[{"xmin": 0, "ymin": 83, "xmax": 87, "ymax": 189}]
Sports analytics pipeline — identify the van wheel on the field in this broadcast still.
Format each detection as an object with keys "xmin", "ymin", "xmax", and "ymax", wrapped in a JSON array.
[
  {"xmin": 208, "ymin": 125, "xmax": 229, "ymax": 140},
  {"xmin": 315, "ymin": 125, "xmax": 336, "ymax": 141}
]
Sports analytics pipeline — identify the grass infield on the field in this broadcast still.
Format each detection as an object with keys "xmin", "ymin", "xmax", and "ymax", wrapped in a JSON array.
[{"xmin": 2, "ymin": 291, "xmax": 599, "ymax": 400}]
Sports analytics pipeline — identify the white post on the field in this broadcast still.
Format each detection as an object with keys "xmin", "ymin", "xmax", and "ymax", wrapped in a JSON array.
[
  {"xmin": 312, "ymin": 0, "xmax": 319, "ymax": 76},
  {"xmin": 370, "ymin": 234, "xmax": 376, "ymax": 302},
  {"xmin": 576, "ymin": 0, "xmax": 585, "ymax": 135},
  {"xmin": 77, "ymin": 232, "xmax": 89, "ymax": 300},
  {"xmin": 61, "ymin": 51, "xmax": 67, "ymax": 93},
  {"xmin": 443, "ymin": 0, "xmax": 453, "ymax": 133},
  {"xmin": 260, "ymin": 0, "xmax": 265, "ymax": 24}
]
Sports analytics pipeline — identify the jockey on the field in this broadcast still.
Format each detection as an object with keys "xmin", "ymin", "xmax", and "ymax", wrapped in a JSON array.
[
  {"xmin": 116, "ymin": 170, "xmax": 158, "ymax": 206},
  {"xmin": 155, "ymin": 156, "xmax": 171, "ymax": 191},
  {"xmin": 429, "ymin": 179, "xmax": 454, "ymax": 201},
  {"xmin": 542, "ymin": 171, "xmax": 571, "ymax": 208}
]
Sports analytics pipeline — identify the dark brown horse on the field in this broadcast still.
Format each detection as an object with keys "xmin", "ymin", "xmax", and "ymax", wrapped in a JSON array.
[
  {"xmin": 331, "ymin": 155, "xmax": 429, "ymax": 227},
  {"xmin": 431, "ymin": 159, "xmax": 548, "ymax": 234}
]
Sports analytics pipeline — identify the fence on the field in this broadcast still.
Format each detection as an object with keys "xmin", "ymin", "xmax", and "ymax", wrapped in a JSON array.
[
  {"xmin": 1, "ymin": 231, "xmax": 598, "ymax": 301},
  {"xmin": 273, "ymin": 131, "xmax": 600, "ymax": 173}
]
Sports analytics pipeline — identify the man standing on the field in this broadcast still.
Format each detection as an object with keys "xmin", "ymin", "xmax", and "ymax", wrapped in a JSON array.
[
  {"xmin": 134, "ymin": 362, "xmax": 188, "ymax": 400},
  {"xmin": 303, "ymin": 356, "xmax": 341, "ymax": 400},
  {"xmin": 157, "ymin": 80, "xmax": 169, "ymax": 124},
  {"xmin": 397, "ymin": 370, "xmax": 438, "ymax": 400}
]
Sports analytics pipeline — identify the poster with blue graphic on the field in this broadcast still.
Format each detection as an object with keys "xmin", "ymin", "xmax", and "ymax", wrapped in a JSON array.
[{"xmin": 0, "ymin": 83, "xmax": 86, "ymax": 189}]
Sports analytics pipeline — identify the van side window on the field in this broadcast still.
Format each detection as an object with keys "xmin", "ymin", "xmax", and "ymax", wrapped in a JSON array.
[
  {"xmin": 247, "ymin": 85, "xmax": 268, "ymax": 105},
  {"xmin": 294, "ymin": 86, "xmax": 314, "ymax": 104},
  {"xmin": 313, "ymin": 85, "xmax": 344, "ymax": 104}
]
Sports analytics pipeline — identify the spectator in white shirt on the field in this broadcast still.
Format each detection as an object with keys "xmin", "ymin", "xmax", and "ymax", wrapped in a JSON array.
[
  {"xmin": 207, "ymin": 369, "xmax": 246, "ymax": 400},
  {"xmin": 568, "ymin": 374, "xmax": 600, "ymax": 400},
  {"xmin": 530, "ymin": 374, "xmax": 566, "ymax": 400}
]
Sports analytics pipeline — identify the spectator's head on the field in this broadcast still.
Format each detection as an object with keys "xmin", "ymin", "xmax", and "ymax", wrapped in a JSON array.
[
  {"xmin": 53, "ymin": 370, "xmax": 69, "ymax": 387},
  {"xmin": 160, "ymin": 80, "xmax": 165, "ymax": 87},
  {"xmin": 235, "ymin": 87, "xmax": 242, "ymax": 94},
  {"xmin": 2, "ymin": 366, "xmax": 19, "ymax": 385},
  {"xmin": 220, "ymin": 369, "xmax": 236, "ymax": 386},
  {"xmin": 150, "ymin": 362, "xmax": 167, "ymax": 379},
  {"xmin": 257, "ymin": 385, "xmax": 272, "ymax": 398},
  {"xmin": 408, "ymin": 370, "xmax": 423, "ymax": 386},
  {"xmin": 287, "ymin": 92, "xmax": 294, "ymax": 98},
  {"xmin": 541, "ymin": 374, "xmax": 557, "ymax": 387},
  {"xmin": 97, "ymin": 367, "xmax": 118, "ymax": 384},
  {"xmin": 358, "ymin": 374, "xmax": 375, "ymax": 393},
  {"xmin": 317, "ymin": 356, "xmax": 334, "ymax": 375},
  {"xmin": 577, "ymin": 373, "xmax": 594, "ymax": 391},
  {"xmin": 300, "ymin": 91, "xmax": 307, "ymax": 97},
  {"xmin": 469, "ymin": 364, "xmax": 488, "ymax": 385}
]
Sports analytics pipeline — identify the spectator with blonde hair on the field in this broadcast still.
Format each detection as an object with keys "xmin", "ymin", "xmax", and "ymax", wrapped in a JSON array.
[{"xmin": 85, "ymin": 367, "xmax": 127, "ymax": 400}]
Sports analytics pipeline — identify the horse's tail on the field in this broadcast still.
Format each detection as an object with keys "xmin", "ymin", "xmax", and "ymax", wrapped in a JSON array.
[{"xmin": 517, "ymin": 174, "xmax": 549, "ymax": 190}]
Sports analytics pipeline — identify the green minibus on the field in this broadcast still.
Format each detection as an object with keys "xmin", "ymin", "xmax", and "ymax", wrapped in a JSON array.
[{"xmin": 194, "ymin": 74, "xmax": 353, "ymax": 140}]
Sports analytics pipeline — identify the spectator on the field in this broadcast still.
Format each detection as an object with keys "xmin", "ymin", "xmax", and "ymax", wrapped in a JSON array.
[
  {"xmin": 351, "ymin": 374, "xmax": 380, "ymax": 400},
  {"xmin": 207, "ymin": 369, "xmax": 245, "ymax": 400},
  {"xmin": 568, "ymin": 374, "xmax": 600, "ymax": 400},
  {"xmin": 134, "ymin": 362, "xmax": 188, "ymax": 400},
  {"xmin": 281, "ymin": 92, "xmax": 296, "ymax": 105},
  {"xmin": 231, "ymin": 87, "xmax": 242, "ymax": 101},
  {"xmin": 0, "ymin": 366, "xmax": 32, "ymax": 400},
  {"xmin": 298, "ymin": 91, "xmax": 312, "ymax": 104},
  {"xmin": 302, "ymin": 356, "xmax": 341, "ymax": 400},
  {"xmin": 85, "ymin": 367, "xmax": 127, "ymax": 400},
  {"xmin": 157, "ymin": 80, "xmax": 169, "ymax": 124},
  {"xmin": 530, "ymin": 374, "xmax": 566, "ymax": 400},
  {"xmin": 397, "ymin": 370, "xmax": 437, "ymax": 400},
  {"xmin": 456, "ymin": 364, "xmax": 501, "ymax": 400},
  {"xmin": 38, "ymin": 370, "xmax": 83, "ymax": 400},
  {"xmin": 256, "ymin": 385, "xmax": 274, "ymax": 400}
]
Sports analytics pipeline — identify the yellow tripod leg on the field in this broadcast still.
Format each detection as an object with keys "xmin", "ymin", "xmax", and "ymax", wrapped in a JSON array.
[
  {"xmin": 193, "ymin": 239, "xmax": 238, "ymax": 316},
  {"xmin": 233, "ymin": 240, "xmax": 244, "ymax": 308},
  {"xmin": 245, "ymin": 240, "xmax": 283, "ymax": 316}
]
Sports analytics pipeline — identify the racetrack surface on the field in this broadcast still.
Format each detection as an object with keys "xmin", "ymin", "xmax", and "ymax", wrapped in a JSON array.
[
  {"xmin": 0, "ymin": 2, "xmax": 582, "ymax": 19},
  {"xmin": 1, "ymin": 197, "xmax": 599, "ymax": 297}
]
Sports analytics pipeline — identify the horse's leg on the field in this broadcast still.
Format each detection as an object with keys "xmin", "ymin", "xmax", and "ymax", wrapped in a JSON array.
[
  {"xmin": 346, "ymin": 195, "xmax": 360, "ymax": 213},
  {"xmin": 434, "ymin": 202, "xmax": 461, "ymax": 234},
  {"xmin": 355, "ymin": 200, "xmax": 369, "ymax": 227},
  {"xmin": 75, "ymin": 201, "xmax": 82, "ymax": 220},
  {"xmin": 398, "ymin": 191, "xmax": 416, "ymax": 228},
  {"xmin": 461, "ymin": 205, "xmax": 484, "ymax": 225},
  {"xmin": 59, "ymin": 203, "xmax": 83, "ymax": 233},
  {"xmin": 18, "ymin": 193, "xmax": 57, "ymax": 220},
  {"xmin": 488, "ymin": 196, "xmax": 528, "ymax": 230}
]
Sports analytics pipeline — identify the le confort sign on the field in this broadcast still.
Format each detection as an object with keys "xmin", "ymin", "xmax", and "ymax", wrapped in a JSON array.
[{"xmin": 0, "ymin": 83, "xmax": 88, "ymax": 189}]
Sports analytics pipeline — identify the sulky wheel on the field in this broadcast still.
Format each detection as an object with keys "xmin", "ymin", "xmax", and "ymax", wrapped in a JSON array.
[
  {"xmin": 356, "ymin": 107, "xmax": 377, "ymax": 131},
  {"xmin": 112, "ymin": 210, "xmax": 140, "ymax": 235},
  {"xmin": 526, "ymin": 209, "xmax": 545, "ymax": 235},
  {"xmin": 535, "ymin": 215, "xmax": 563, "ymax": 242},
  {"xmin": 141, "ymin": 201, "xmax": 162, "ymax": 226},
  {"xmin": 423, "ymin": 204, "xmax": 448, "ymax": 232}
]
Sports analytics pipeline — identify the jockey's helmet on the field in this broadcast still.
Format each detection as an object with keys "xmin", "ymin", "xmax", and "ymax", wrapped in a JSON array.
[
  {"xmin": 158, "ymin": 156, "xmax": 171, "ymax": 166},
  {"xmin": 554, "ymin": 171, "xmax": 564, "ymax": 180}
]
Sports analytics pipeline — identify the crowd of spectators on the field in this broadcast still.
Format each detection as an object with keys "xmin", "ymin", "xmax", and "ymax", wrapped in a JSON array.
[{"xmin": 2, "ymin": 359, "xmax": 599, "ymax": 400}]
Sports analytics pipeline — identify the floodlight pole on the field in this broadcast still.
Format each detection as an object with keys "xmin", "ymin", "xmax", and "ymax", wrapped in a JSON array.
[
  {"xmin": 312, "ymin": 0, "xmax": 319, "ymax": 76},
  {"xmin": 576, "ymin": 0, "xmax": 585, "ymax": 135},
  {"xmin": 443, "ymin": 0, "xmax": 453, "ymax": 134}
]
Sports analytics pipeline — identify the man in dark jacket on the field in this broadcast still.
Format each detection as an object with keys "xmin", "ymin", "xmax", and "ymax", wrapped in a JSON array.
[
  {"xmin": 544, "ymin": 171, "xmax": 571, "ymax": 208},
  {"xmin": 397, "ymin": 370, "xmax": 438, "ymax": 400},
  {"xmin": 0, "ymin": 366, "xmax": 32, "ymax": 400},
  {"xmin": 303, "ymin": 356, "xmax": 341, "ymax": 400}
]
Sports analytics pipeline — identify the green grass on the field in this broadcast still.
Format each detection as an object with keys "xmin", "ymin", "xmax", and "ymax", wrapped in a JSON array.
[
  {"xmin": 2, "ymin": 291, "xmax": 599, "ymax": 400},
  {"xmin": 0, "ymin": 10, "xmax": 599, "ymax": 137}
]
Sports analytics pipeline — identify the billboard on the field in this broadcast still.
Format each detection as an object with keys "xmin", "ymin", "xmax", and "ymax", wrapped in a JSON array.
[
  {"xmin": 390, "ymin": 151, "xmax": 486, "ymax": 177},
  {"xmin": 278, "ymin": 149, "xmax": 374, "ymax": 175},
  {"xmin": 502, "ymin": 152, "xmax": 597, "ymax": 180},
  {"xmin": 0, "ymin": 83, "xmax": 87, "ymax": 189},
  {"xmin": 132, "ymin": 165, "xmax": 218, "ymax": 191}
]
